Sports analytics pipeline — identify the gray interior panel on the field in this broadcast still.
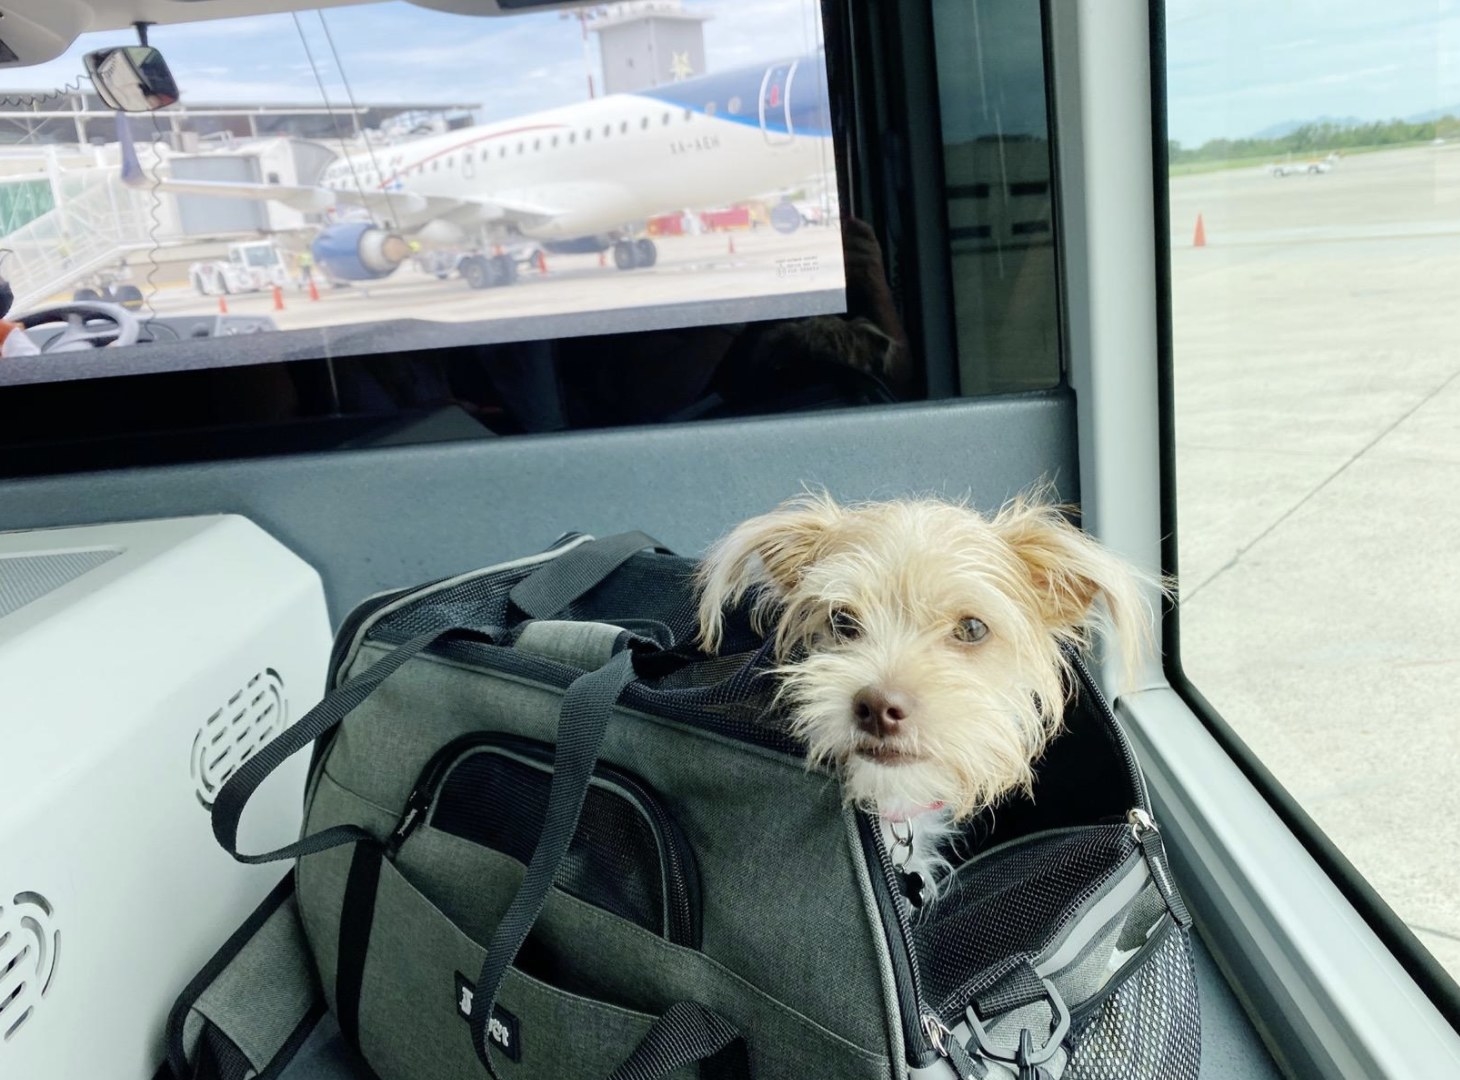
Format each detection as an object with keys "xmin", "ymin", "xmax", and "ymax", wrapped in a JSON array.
[
  {"xmin": 0, "ymin": 393, "xmax": 1075, "ymax": 623},
  {"xmin": 1193, "ymin": 933, "xmax": 1283, "ymax": 1079}
]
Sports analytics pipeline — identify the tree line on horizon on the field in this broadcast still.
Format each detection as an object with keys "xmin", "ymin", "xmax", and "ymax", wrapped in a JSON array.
[{"xmin": 1169, "ymin": 115, "xmax": 1460, "ymax": 163}]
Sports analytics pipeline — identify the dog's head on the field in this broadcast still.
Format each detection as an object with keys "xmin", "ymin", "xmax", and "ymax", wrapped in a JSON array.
[{"xmin": 695, "ymin": 493, "xmax": 1153, "ymax": 819}]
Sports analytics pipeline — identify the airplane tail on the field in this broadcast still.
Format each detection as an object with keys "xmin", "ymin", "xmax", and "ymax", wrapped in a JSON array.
[{"xmin": 117, "ymin": 111, "xmax": 146, "ymax": 188}]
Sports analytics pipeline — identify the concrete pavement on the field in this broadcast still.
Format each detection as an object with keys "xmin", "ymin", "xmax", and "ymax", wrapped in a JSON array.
[{"xmin": 1169, "ymin": 144, "xmax": 1460, "ymax": 979}]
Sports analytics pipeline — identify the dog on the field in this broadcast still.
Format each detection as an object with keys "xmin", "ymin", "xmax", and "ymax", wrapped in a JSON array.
[{"xmin": 695, "ymin": 492, "xmax": 1154, "ymax": 905}]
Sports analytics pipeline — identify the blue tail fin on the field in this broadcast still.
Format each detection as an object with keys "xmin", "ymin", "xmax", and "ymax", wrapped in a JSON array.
[{"xmin": 117, "ymin": 110, "xmax": 145, "ymax": 187}]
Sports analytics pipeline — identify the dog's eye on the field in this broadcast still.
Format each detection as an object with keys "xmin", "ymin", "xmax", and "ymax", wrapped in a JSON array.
[
  {"xmin": 954, "ymin": 617, "xmax": 989, "ymax": 644},
  {"xmin": 829, "ymin": 607, "xmax": 861, "ymax": 641}
]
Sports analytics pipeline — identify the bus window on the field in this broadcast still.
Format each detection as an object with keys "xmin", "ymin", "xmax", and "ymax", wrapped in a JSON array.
[{"xmin": 1166, "ymin": 0, "xmax": 1460, "ymax": 988}]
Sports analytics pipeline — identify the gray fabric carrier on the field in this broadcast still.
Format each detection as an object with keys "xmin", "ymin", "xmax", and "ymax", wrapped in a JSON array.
[{"xmin": 157, "ymin": 534, "xmax": 1202, "ymax": 1080}]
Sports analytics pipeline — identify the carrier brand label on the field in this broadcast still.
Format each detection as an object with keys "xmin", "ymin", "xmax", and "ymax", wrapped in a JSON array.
[{"xmin": 454, "ymin": 972, "xmax": 521, "ymax": 1061}]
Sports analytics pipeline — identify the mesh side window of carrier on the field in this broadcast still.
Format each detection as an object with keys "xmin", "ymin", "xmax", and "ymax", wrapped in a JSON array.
[
  {"xmin": 1064, "ymin": 927, "xmax": 1202, "ymax": 1080},
  {"xmin": 915, "ymin": 825, "xmax": 1138, "ymax": 1019},
  {"xmin": 433, "ymin": 751, "xmax": 668, "ymax": 937}
]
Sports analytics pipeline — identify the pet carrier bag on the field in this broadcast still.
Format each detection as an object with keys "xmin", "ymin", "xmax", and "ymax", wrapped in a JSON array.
[{"xmin": 160, "ymin": 533, "xmax": 1200, "ymax": 1080}]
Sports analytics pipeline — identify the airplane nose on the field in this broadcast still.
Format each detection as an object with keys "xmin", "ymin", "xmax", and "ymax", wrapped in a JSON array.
[{"xmin": 853, "ymin": 687, "xmax": 915, "ymax": 737}]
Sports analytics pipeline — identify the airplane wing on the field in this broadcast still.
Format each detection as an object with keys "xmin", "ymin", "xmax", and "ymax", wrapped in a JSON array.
[
  {"xmin": 122, "ymin": 173, "xmax": 434, "ymax": 218},
  {"xmin": 117, "ymin": 112, "xmax": 563, "ymax": 229},
  {"xmin": 123, "ymin": 172, "xmax": 564, "ymax": 231}
]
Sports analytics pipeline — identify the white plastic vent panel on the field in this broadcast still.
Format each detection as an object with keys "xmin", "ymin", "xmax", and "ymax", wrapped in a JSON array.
[
  {"xmin": 0, "ymin": 515, "xmax": 330, "ymax": 1078},
  {"xmin": 0, "ymin": 892, "xmax": 59, "ymax": 1043},
  {"xmin": 191, "ymin": 669, "xmax": 287, "ymax": 807},
  {"xmin": 0, "ymin": 549, "xmax": 120, "ymax": 618}
]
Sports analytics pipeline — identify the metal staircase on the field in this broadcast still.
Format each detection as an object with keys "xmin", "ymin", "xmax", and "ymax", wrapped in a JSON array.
[{"xmin": 3, "ymin": 167, "xmax": 157, "ymax": 310}]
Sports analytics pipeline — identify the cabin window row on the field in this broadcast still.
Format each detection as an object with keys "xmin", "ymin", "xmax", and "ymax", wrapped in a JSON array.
[{"xmin": 323, "ymin": 107, "xmax": 728, "ymax": 188}]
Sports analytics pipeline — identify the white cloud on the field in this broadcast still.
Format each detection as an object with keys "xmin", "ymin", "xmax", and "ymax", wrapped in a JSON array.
[{"xmin": 0, "ymin": 0, "xmax": 825, "ymax": 128}]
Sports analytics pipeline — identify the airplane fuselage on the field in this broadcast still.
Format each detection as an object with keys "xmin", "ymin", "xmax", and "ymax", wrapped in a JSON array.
[{"xmin": 316, "ymin": 56, "xmax": 833, "ymax": 243}]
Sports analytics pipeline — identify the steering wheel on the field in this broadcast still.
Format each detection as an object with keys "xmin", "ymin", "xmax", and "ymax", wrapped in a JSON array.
[{"xmin": 17, "ymin": 301, "xmax": 141, "ymax": 351}]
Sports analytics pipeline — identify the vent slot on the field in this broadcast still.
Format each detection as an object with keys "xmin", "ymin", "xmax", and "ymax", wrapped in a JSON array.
[
  {"xmin": 0, "ymin": 892, "xmax": 60, "ymax": 1044},
  {"xmin": 190, "ymin": 668, "xmax": 287, "ymax": 808}
]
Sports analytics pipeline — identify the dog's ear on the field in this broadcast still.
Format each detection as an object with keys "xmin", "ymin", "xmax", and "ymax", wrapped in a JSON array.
[
  {"xmin": 992, "ymin": 497, "xmax": 1156, "ymax": 687},
  {"xmin": 695, "ymin": 494, "xmax": 843, "ymax": 653}
]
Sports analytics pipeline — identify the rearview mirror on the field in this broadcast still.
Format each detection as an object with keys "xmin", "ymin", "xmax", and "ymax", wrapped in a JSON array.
[{"xmin": 84, "ymin": 46, "xmax": 179, "ymax": 112}]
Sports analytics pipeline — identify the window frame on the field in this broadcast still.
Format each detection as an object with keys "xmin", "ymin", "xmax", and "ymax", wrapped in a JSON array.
[{"xmin": 1051, "ymin": 0, "xmax": 1460, "ymax": 1073}]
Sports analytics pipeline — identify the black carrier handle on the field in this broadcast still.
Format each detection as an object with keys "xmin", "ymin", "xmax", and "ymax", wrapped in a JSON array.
[
  {"xmin": 509, "ymin": 531, "xmax": 671, "ymax": 620},
  {"xmin": 208, "ymin": 532, "xmax": 668, "ymax": 866}
]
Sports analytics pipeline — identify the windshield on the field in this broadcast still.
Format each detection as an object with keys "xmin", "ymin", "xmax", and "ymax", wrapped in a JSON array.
[{"xmin": 0, "ymin": 0, "xmax": 843, "ymax": 388}]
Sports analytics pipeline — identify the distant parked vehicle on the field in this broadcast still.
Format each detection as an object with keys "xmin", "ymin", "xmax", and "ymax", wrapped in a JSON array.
[
  {"xmin": 1268, "ymin": 153, "xmax": 1339, "ymax": 177},
  {"xmin": 190, "ymin": 241, "xmax": 291, "ymax": 296}
]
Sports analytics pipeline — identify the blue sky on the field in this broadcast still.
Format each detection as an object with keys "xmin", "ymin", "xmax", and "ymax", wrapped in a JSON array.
[
  {"xmin": 1166, "ymin": 0, "xmax": 1460, "ymax": 145},
  {"xmin": 8, "ymin": 1, "xmax": 824, "ymax": 124},
  {"xmin": 7, "ymin": 1, "xmax": 1458, "ymax": 148}
]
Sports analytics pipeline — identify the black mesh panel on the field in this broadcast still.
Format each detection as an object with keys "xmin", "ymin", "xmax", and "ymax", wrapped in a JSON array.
[
  {"xmin": 913, "ymin": 826, "xmax": 1138, "ymax": 1020},
  {"xmin": 432, "ymin": 750, "xmax": 667, "ymax": 938},
  {"xmin": 362, "ymin": 550, "xmax": 802, "ymax": 754},
  {"xmin": 1065, "ymin": 928, "xmax": 1202, "ymax": 1080}
]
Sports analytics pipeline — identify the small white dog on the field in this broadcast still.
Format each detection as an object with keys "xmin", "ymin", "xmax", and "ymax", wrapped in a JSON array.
[{"xmin": 696, "ymin": 492, "xmax": 1152, "ymax": 904}]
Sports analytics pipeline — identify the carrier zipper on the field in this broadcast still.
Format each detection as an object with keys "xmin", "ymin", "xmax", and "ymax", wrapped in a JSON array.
[
  {"xmin": 328, "ymin": 584, "xmax": 420, "ymax": 689},
  {"xmin": 330, "ymin": 532, "xmax": 590, "ymax": 688},
  {"xmin": 386, "ymin": 731, "xmax": 699, "ymax": 947},
  {"xmin": 1126, "ymin": 808, "xmax": 1191, "ymax": 927},
  {"xmin": 855, "ymin": 810, "xmax": 938, "ymax": 1066},
  {"xmin": 922, "ymin": 1014, "xmax": 986, "ymax": 1079},
  {"xmin": 1065, "ymin": 648, "xmax": 1150, "ymax": 811}
]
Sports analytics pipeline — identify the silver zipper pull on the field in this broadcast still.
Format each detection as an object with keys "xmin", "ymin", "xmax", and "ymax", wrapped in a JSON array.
[
  {"xmin": 1126, "ymin": 807, "xmax": 1192, "ymax": 928},
  {"xmin": 922, "ymin": 1013, "xmax": 951, "ymax": 1055},
  {"xmin": 1126, "ymin": 806, "xmax": 1157, "ymax": 839},
  {"xmin": 922, "ymin": 1014, "xmax": 986, "ymax": 1078}
]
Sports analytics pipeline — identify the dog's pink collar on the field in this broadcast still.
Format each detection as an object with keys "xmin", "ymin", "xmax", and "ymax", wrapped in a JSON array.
[{"xmin": 880, "ymin": 801, "xmax": 945, "ymax": 823}]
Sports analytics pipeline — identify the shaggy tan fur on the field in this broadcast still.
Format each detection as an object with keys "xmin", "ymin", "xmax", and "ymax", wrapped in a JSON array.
[{"xmin": 696, "ymin": 492, "xmax": 1155, "ymax": 825}]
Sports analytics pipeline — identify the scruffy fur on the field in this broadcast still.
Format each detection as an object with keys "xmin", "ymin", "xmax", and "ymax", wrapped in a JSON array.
[{"xmin": 695, "ymin": 492, "xmax": 1155, "ymax": 897}]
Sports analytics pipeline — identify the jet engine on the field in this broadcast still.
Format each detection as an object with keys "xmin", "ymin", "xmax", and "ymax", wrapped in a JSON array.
[{"xmin": 310, "ymin": 222, "xmax": 411, "ymax": 282}]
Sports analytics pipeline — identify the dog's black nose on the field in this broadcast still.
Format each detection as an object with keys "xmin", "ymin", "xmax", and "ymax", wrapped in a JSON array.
[{"xmin": 853, "ymin": 687, "xmax": 914, "ymax": 736}]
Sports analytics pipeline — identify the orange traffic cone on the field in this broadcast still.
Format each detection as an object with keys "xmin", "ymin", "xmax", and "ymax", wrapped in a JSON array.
[
  {"xmin": 272, "ymin": 284, "xmax": 285, "ymax": 311},
  {"xmin": 1193, "ymin": 213, "xmax": 1207, "ymax": 248},
  {"xmin": 307, "ymin": 274, "xmax": 320, "ymax": 302},
  {"xmin": 217, "ymin": 294, "xmax": 228, "ymax": 314},
  {"xmin": 536, "ymin": 250, "xmax": 548, "ymax": 275}
]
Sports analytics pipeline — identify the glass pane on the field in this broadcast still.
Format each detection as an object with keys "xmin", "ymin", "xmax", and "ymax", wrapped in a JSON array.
[
  {"xmin": 0, "ymin": 1, "xmax": 848, "ymax": 391},
  {"xmin": 933, "ymin": 0, "xmax": 1061, "ymax": 394},
  {"xmin": 1167, "ymin": 0, "xmax": 1460, "ymax": 982}
]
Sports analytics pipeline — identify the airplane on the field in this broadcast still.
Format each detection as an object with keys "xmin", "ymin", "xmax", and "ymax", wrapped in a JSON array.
[{"xmin": 120, "ymin": 54, "xmax": 834, "ymax": 290}]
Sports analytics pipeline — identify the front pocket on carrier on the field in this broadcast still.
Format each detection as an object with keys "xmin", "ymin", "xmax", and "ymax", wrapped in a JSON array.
[
  {"xmin": 387, "ymin": 732, "xmax": 701, "ymax": 948},
  {"xmin": 355, "ymin": 855, "xmax": 702, "ymax": 1080}
]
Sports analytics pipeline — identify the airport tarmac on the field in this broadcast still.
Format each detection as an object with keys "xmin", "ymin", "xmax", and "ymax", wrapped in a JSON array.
[
  {"xmin": 140, "ymin": 226, "xmax": 846, "ymax": 332},
  {"xmin": 1167, "ymin": 144, "xmax": 1460, "ymax": 980}
]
